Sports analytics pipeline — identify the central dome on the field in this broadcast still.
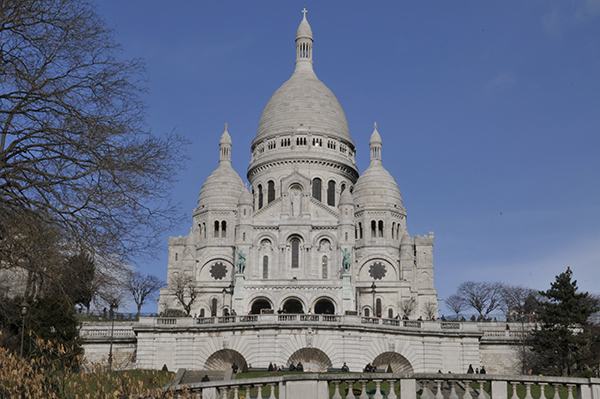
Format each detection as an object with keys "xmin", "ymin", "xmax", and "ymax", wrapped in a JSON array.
[
  {"xmin": 254, "ymin": 13, "xmax": 352, "ymax": 144},
  {"xmin": 256, "ymin": 68, "xmax": 351, "ymax": 142}
]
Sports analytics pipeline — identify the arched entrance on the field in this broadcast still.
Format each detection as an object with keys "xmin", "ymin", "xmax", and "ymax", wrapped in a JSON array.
[
  {"xmin": 282, "ymin": 298, "xmax": 304, "ymax": 314},
  {"xmin": 372, "ymin": 352, "xmax": 413, "ymax": 373},
  {"xmin": 288, "ymin": 348, "xmax": 332, "ymax": 372},
  {"xmin": 204, "ymin": 349, "xmax": 247, "ymax": 371},
  {"xmin": 250, "ymin": 298, "xmax": 272, "ymax": 315},
  {"xmin": 314, "ymin": 298, "xmax": 335, "ymax": 314}
]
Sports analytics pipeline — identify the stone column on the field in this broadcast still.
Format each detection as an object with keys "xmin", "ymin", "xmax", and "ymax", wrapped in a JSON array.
[{"xmin": 233, "ymin": 274, "xmax": 245, "ymax": 313}]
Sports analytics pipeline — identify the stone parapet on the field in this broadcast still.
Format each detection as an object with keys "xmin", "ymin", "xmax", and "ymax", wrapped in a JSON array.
[{"xmin": 165, "ymin": 372, "xmax": 600, "ymax": 399}]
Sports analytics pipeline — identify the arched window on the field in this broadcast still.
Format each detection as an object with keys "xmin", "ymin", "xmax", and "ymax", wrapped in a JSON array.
[
  {"xmin": 221, "ymin": 221, "xmax": 227, "ymax": 238},
  {"xmin": 243, "ymin": 232, "xmax": 246, "ymax": 241},
  {"xmin": 214, "ymin": 221, "xmax": 220, "ymax": 237},
  {"xmin": 199, "ymin": 309, "xmax": 205, "ymax": 317},
  {"xmin": 391, "ymin": 222, "xmax": 396, "ymax": 239},
  {"xmin": 376, "ymin": 298, "xmax": 382, "ymax": 317},
  {"xmin": 322, "ymin": 256, "xmax": 328, "ymax": 279},
  {"xmin": 378, "ymin": 220, "xmax": 384, "ymax": 237},
  {"xmin": 267, "ymin": 180, "xmax": 275, "ymax": 203},
  {"xmin": 327, "ymin": 180, "xmax": 336, "ymax": 206},
  {"xmin": 257, "ymin": 184, "xmax": 264, "ymax": 209},
  {"xmin": 388, "ymin": 309, "xmax": 394, "ymax": 319},
  {"xmin": 291, "ymin": 237, "xmax": 300, "ymax": 268},
  {"xmin": 203, "ymin": 223, "xmax": 206, "ymax": 238},
  {"xmin": 341, "ymin": 183, "xmax": 346, "ymax": 193},
  {"xmin": 263, "ymin": 256, "xmax": 269, "ymax": 279},
  {"xmin": 312, "ymin": 178, "xmax": 322, "ymax": 201},
  {"xmin": 211, "ymin": 298, "xmax": 218, "ymax": 317},
  {"xmin": 359, "ymin": 222, "xmax": 363, "ymax": 239},
  {"xmin": 364, "ymin": 308, "xmax": 370, "ymax": 317},
  {"xmin": 371, "ymin": 220, "xmax": 376, "ymax": 237}
]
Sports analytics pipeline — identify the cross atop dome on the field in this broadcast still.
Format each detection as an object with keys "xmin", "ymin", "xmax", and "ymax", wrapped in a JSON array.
[{"xmin": 302, "ymin": 7, "xmax": 308, "ymax": 20}]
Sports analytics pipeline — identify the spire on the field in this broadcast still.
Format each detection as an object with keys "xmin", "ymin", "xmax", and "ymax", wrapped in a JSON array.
[
  {"xmin": 219, "ymin": 123, "xmax": 232, "ymax": 163},
  {"xmin": 369, "ymin": 123, "xmax": 382, "ymax": 164},
  {"xmin": 295, "ymin": 8, "xmax": 313, "ymax": 70}
]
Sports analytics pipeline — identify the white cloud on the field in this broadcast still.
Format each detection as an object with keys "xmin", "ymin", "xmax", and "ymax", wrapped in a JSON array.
[
  {"xmin": 585, "ymin": 0, "xmax": 600, "ymax": 15},
  {"xmin": 482, "ymin": 71, "xmax": 516, "ymax": 95},
  {"xmin": 543, "ymin": 0, "xmax": 600, "ymax": 36},
  {"xmin": 542, "ymin": 6, "xmax": 562, "ymax": 36}
]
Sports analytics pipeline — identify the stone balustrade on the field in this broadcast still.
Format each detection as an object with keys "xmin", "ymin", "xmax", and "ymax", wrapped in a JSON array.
[
  {"xmin": 78, "ymin": 321, "xmax": 137, "ymax": 342},
  {"xmin": 135, "ymin": 315, "xmax": 479, "ymax": 333},
  {"xmin": 168, "ymin": 373, "xmax": 600, "ymax": 399},
  {"xmin": 79, "ymin": 316, "xmax": 538, "ymax": 343}
]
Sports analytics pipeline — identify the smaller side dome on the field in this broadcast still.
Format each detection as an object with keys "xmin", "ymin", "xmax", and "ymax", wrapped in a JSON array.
[
  {"xmin": 353, "ymin": 125, "xmax": 402, "ymax": 208},
  {"xmin": 339, "ymin": 187, "xmax": 354, "ymax": 206},
  {"xmin": 198, "ymin": 126, "xmax": 245, "ymax": 209},
  {"xmin": 353, "ymin": 164, "xmax": 403, "ymax": 208},
  {"xmin": 238, "ymin": 186, "xmax": 253, "ymax": 206},
  {"xmin": 401, "ymin": 234, "xmax": 414, "ymax": 246}
]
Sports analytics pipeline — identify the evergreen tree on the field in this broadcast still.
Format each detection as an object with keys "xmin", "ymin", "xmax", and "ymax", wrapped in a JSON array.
[{"xmin": 531, "ymin": 268, "xmax": 599, "ymax": 376}]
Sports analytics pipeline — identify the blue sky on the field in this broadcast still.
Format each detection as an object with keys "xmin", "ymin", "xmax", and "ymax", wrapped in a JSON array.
[{"xmin": 96, "ymin": 1, "xmax": 600, "ymax": 315}]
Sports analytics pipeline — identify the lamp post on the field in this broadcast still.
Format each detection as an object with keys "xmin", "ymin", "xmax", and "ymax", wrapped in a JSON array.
[
  {"xmin": 107, "ymin": 301, "xmax": 118, "ymax": 372},
  {"xmin": 520, "ymin": 309, "xmax": 526, "ymax": 375},
  {"xmin": 19, "ymin": 299, "xmax": 29, "ymax": 357},
  {"xmin": 370, "ymin": 282, "xmax": 377, "ymax": 317},
  {"xmin": 222, "ymin": 283, "xmax": 235, "ymax": 315}
]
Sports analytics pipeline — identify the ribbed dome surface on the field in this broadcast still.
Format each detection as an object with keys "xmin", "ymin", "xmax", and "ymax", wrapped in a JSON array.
[
  {"xmin": 255, "ymin": 67, "xmax": 351, "ymax": 142},
  {"xmin": 198, "ymin": 162, "xmax": 245, "ymax": 209},
  {"xmin": 353, "ymin": 163, "xmax": 403, "ymax": 208}
]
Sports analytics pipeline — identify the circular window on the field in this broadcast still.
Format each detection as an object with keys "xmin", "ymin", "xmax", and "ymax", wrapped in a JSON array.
[{"xmin": 210, "ymin": 262, "xmax": 227, "ymax": 280}]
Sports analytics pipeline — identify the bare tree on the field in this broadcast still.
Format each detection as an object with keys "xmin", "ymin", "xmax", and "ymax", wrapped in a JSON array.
[
  {"xmin": 171, "ymin": 274, "xmax": 197, "ymax": 316},
  {"xmin": 422, "ymin": 302, "xmax": 438, "ymax": 320},
  {"xmin": 125, "ymin": 271, "xmax": 164, "ymax": 318},
  {"xmin": 0, "ymin": 0, "xmax": 186, "ymax": 262},
  {"xmin": 500, "ymin": 284, "xmax": 540, "ymax": 320},
  {"xmin": 0, "ymin": 211, "xmax": 64, "ymax": 298},
  {"xmin": 445, "ymin": 294, "xmax": 467, "ymax": 320},
  {"xmin": 399, "ymin": 298, "xmax": 416, "ymax": 318},
  {"xmin": 88, "ymin": 255, "xmax": 131, "ymax": 312},
  {"xmin": 456, "ymin": 281, "xmax": 504, "ymax": 320}
]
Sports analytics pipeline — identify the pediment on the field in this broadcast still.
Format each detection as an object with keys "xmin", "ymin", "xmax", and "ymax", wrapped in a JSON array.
[
  {"xmin": 253, "ymin": 194, "xmax": 339, "ymax": 222},
  {"xmin": 281, "ymin": 171, "xmax": 310, "ymax": 194}
]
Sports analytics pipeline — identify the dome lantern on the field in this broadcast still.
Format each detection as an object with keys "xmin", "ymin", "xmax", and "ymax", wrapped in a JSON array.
[
  {"xmin": 369, "ymin": 122, "xmax": 382, "ymax": 164},
  {"xmin": 219, "ymin": 123, "xmax": 232, "ymax": 164},
  {"xmin": 295, "ymin": 8, "xmax": 313, "ymax": 69}
]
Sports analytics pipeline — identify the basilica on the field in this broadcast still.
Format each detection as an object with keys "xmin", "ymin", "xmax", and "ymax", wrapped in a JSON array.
[{"xmin": 158, "ymin": 12, "xmax": 438, "ymax": 321}]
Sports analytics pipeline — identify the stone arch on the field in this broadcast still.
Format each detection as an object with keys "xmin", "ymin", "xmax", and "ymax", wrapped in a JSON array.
[
  {"xmin": 281, "ymin": 171, "xmax": 309, "ymax": 195},
  {"xmin": 198, "ymin": 256, "xmax": 234, "ymax": 282},
  {"xmin": 357, "ymin": 255, "xmax": 399, "ymax": 281},
  {"xmin": 282, "ymin": 297, "xmax": 305, "ymax": 313},
  {"xmin": 312, "ymin": 231, "xmax": 336, "ymax": 248},
  {"xmin": 313, "ymin": 297, "xmax": 335, "ymax": 314},
  {"xmin": 372, "ymin": 352, "xmax": 413, "ymax": 373},
  {"xmin": 288, "ymin": 348, "xmax": 332, "ymax": 372},
  {"xmin": 204, "ymin": 349, "xmax": 247, "ymax": 371},
  {"xmin": 250, "ymin": 297, "xmax": 273, "ymax": 314},
  {"xmin": 256, "ymin": 231, "xmax": 278, "ymax": 247}
]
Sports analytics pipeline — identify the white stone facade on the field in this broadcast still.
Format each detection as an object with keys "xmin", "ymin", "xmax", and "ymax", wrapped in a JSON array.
[{"xmin": 159, "ymin": 11, "xmax": 437, "ymax": 324}]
